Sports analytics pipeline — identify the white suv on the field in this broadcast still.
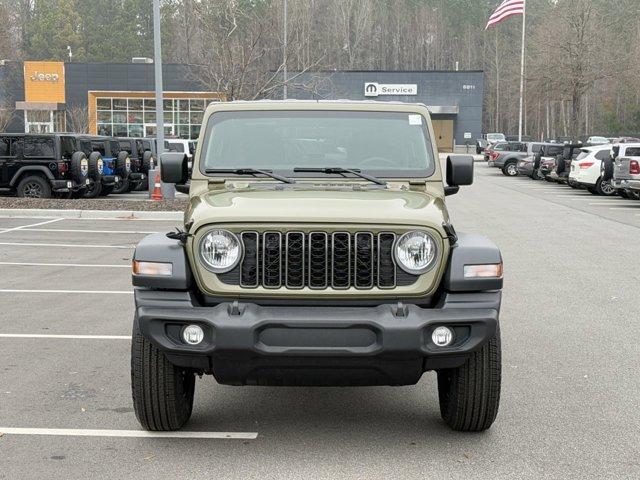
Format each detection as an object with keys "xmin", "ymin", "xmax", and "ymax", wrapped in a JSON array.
[{"xmin": 569, "ymin": 145, "xmax": 615, "ymax": 195}]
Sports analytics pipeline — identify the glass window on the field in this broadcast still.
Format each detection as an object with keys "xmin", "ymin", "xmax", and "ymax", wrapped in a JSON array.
[
  {"xmin": 144, "ymin": 99, "xmax": 156, "ymax": 110},
  {"xmin": 595, "ymin": 150, "xmax": 610, "ymax": 161},
  {"xmin": 201, "ymin": 111, "xmax": 434, "ymax": 176},
  {"xmin": 128, "ymin": 112, "xmax": 143, "ymax": 124},
  {"xmin": 178, "ymin": 125, "xmax": 190, "ymax": 138},
  {"xmin": 90, "ymin": 141, "xmax": 106, "ymax": 155},
  {"xmin": 129, "ymin": 124, "xmax": 143, "ymax": 137},
  {"xmin": 179, "ymin": 112, "xmax": 189, "ymax": 124},
  {"xmin": 190, "ymin": 99, "xmax": 204, "ymax": 111},
  {"xmin": 113, "ymin": 99, "xmax": 127, "ymax": 110},
  {"xmin": 112, "ymin": 112, "xmax": 127, "ymax": 123},
  {"xmin": 625, "ymin": 147, "xmax": 640, "ymax": 156},
  {"xmin": 97, "ymin": 98, "xmax": 112, "ymax": 110},
  {"xmin": 178, "ymin": 99, "xmax": 189, "ymax": 112},
  {"xmin": 163, "ymin": 99, "xmax": 173, "ymax": 111},
  {"xmin": 144, "ymin": 111, "xmax": 156, "ymax": 124},
  {"xmin": 97, "ymin": 111, "xmax": 112, "ymax": 123},
  {"xmin": 98, "ymin": 124, "xmax": 113, "ymax": 136},
  {"xmin": 190, "ymin": 112, "xmax": 203, "ymax": 124},
  {"xmin": 0, "ymin": 137, "xmax": 10, "ymax": 156},
  {"xmin": 166, "ymin": 142, "xmax": 185, "ymax": 153},
  {"xmin": 129, "ymin": 99, "xmax": 143, "ymax": 111},
  {"xmin": 113, "ymin": 124, "xmax": 128, "ymax": 137},
  {"xmin": 190, "ymin": 125, "xmax": 200, "ymax": 139},
  {"xmin": 24, "ymin": 137, "xmax": 54, "ymax": 157}
]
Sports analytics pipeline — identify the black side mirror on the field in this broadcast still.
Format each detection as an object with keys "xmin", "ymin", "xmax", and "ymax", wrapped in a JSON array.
[
  {"xmin": 445, "ymin": 155, "xmax": 474, "ymax": 196},
  {"xmin": 160, "ymin": 152, "xmax": 188, "ymax": 184}
]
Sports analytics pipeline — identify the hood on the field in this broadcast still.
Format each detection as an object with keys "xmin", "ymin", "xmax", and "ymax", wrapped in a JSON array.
[{"xmin": 187, "ymin": 186, "xmax": 449, "ymax": 236}]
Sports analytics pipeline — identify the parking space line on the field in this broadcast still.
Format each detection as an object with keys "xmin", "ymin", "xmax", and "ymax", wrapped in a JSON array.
[
  {"xmin": 0, "ymin": 427, "xmax": 258, "ymax": 440},
  {"xmin": 0, "ymin": 261, "xmax": 130, "ymax": 268},
  {"xmin": 0, "ymin": 242, "xmax": 132, "ymax": 249},
  {"xmin": 0, "ymin": 218, "xmax": 64, "ymax": 234},
  {"xmin": 19, "ymin": 228, "xmax": 158, "ymax": 234},
  {"xmin": 0, "ymin": 289, "xmax": 132, "ymax": 294},
  {"xmin": 609, "ymin": 207, "xmax": 640, "ymax": 210},
  {"xmin": 0, "ymin": 333, "xmax": 131, "ymax": 339},
  {"xmin": 588, "ymin": 203, "xmax": 637, "ymax": 206},
  {"xmin": 0, "ymin": 215, "xmax": 178, "ymax": 222}
]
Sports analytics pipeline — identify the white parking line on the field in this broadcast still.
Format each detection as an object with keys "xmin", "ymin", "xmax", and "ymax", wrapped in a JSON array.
[
  {"xmin": 0, "ymin": 242, "xmax": 133, "ymax": 249},
  {"xmin": 588, "ymin": 203, "xmax": 637, "ymax": 206},
  {"xmin": 0, "ymin": 427, "xmax": 258, "ymax": 440},
  {"xmin": 0, "ymin": 218, "xmax": 63, "ymax": 234},
  {"xmin": 18, "ymin": 228, "xmax": 158, "ymax": 234},
  {"xmin": 0, "ymin": 333, "xmax": 131, "ymax": 339},
  {"xmin": 0, "ymin": 289, "xmax": 132, "ymax": 294},
  {"xmin": 0, "ymin": 261, "xmax": 130, "ymax": 268},
  {"xmin": 609, "ymin": 207, "xmax": 640, "ymax": 210}
]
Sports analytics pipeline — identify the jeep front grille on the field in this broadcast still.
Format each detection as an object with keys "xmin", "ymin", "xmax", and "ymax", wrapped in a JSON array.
[{"xmin": 219, "ymin": 230, "xmax": 418, "ymax": 290}]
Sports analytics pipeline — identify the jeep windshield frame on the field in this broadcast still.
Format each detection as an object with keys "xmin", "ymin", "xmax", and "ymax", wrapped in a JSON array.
[{"xmin": 199, "ymin": 110, "xmax": 437, "ymax": 179}]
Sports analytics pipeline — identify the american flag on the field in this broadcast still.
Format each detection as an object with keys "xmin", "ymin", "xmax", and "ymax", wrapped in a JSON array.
[{"xmin": 485, "ymin": 0, "xmax": 525, "ymax": 29}]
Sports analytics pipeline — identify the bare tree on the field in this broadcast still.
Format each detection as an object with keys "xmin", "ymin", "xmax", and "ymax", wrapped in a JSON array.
[
  {"xmin": 0, "ymin": 108, "xmax": 14, "ymax": 132},
  {"xmin": 66, "ymin": 105, "xmax": 89, "ymax": 133}
]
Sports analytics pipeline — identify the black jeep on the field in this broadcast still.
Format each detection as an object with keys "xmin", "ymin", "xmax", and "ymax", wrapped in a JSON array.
[
  {"xmin": 116, "ymin": 138, "xmax": 156, "ymax": 193},
  {"xmin": 0, "ymin": 133, "xmax": 90, "ymax": 198},
  {"xmin": 76, "ymin": 136, "xmax": 130, "ymax": 198}
]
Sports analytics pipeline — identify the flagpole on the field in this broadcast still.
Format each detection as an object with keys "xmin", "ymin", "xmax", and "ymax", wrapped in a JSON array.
[{"xmin": 518, "ymin": 0, "xmax": 526, "ymax": 142}]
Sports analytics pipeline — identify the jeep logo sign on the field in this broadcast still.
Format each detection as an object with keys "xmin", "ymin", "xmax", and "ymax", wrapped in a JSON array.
[
  {"xmin": 364, "ymin": 83, "xmax": 417, "ymax": 97},
  {"xmin": 30, "ymin": 71, "xmax": 60, "ymax": 82}
]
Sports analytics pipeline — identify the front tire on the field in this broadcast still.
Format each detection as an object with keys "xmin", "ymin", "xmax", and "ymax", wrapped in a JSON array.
[
  {"xmin": 437, "ymin": 328, "xmax": 501, "ymax": 432},
  {"xmin": 131, "ymin": 320, "xmax": 195, "ymax": 431},
  {"xmin": 502, "ymin": 162, "xmax": 518, "ymax": 177}
]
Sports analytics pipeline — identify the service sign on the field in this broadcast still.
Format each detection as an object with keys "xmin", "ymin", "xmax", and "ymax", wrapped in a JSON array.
[{"xmin": 364, "ymin": 83, "xmax": 417, "ymax": 97}]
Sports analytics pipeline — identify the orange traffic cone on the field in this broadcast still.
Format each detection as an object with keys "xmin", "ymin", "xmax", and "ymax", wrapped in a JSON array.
[{"xmin": 151, "ymin": 170, "xmax": 163, "ymax": 201}]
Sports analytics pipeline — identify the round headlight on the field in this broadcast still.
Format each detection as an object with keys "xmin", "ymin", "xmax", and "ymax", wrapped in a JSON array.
[
  {"xmin": 394, "ymin": 231, "xmax": 438, "ymax": 274},
  {"xmin": 199, "ymin": 229, "xmax": 242, "ymax": 273}
]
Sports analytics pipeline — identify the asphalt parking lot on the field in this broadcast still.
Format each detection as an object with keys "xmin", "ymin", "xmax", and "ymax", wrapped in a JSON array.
[{"xmin": 0, "ymin": 162, "xmax": 639, "ymax": 479}]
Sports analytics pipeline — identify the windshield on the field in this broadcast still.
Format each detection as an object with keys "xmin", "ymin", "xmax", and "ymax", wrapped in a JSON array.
[
  {"xmin": 201, "ymin": 110, "xmax": 436, "ymax": 177},
  {"xmin": 487, "ymin": 133, "xmax": 506, "ymax": 142}
]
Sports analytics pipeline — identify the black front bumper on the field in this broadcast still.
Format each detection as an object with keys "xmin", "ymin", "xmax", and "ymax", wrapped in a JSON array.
[{"xmin": 135, "ymin": 289, "xmax": 500, "ymax": 386}]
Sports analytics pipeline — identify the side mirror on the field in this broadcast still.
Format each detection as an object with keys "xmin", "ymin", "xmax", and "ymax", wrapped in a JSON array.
[
  {"xmin": 160, "ymin": 152, "xmax": 188, "ymax": 184},
  {"xmin": 445, "ymin": 155, "xmax": 474, "ymax": 196}
]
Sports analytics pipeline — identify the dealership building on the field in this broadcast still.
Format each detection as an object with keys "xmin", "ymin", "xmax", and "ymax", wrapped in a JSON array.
[{"xmin": 1, "ymin": 60, "xmax": 483, "ymax": 150}]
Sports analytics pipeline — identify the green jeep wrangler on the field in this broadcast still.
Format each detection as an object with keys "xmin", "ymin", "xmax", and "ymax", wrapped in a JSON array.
[{"xmin": 131, "ymin": 101, "xmax": 503, "ymax": 432}]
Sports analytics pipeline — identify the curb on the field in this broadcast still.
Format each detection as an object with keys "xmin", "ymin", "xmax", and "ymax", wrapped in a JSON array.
[{"xmin": 0, "ymin": 209, "xmax": 183, "ymax": 221}]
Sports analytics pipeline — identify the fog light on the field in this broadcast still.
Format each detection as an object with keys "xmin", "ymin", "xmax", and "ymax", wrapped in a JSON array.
[
  {"xmin": 182, "ymin": 325, "xmax": 204, "ymax": 345},
  {"xmin": 432, "ymin": 326, "xmax": 454, "ymax": 347}
]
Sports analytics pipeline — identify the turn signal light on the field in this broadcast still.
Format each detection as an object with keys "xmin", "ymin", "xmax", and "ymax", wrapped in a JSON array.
[
  {"xmin": 464, "ymin": 263, "xmax": 503, "ymax": 278},
  {"xmin": 132, "ymin": 260, "xmax": 173, "ymax": 276}
]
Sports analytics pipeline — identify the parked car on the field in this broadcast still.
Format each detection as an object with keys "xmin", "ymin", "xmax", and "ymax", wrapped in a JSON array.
[
  {"xmin": 75, "ymin": 136, "xmax": 126, "ymax": 198},
  {"xmin": 475, "ymin": 138, "xmax": 489, "ymax": 154},
  {"xmin": 131, "ymin": 100, "xmax": 504, "ymax": 433},
  {"xmin": 117, "ymin": 138, "xmax": 157, "ymax": 192},
  {"xmin": 485, "ymin": 132, "xmax": 506, "ymax": 145},
  {"xmin": 0, "ymin": 133, "xmax": 90, "ymax": 198},
  {"xmin": 568, "ymin": 145, "xmax": 615, "ymax": 195},
  {"xmin": 548, "ymin": 142, "xmax": 583, "ymax": 186},
  {"xmin": 608, "ymin": 143, "xmax": 640, "ymax": 200},
  {"xmin": 516, "ymin": 142, "xmax": 550, "ymax": 178},
  {"xmin": 530, "ymin": 144, "xmax": 565, "ymax": 181},
  {"xmin": 486, "ymin": 141, "xmax": 519, "ymax": 165},
  {"xmin": 586, "ymin": 136, "xmax": 610, "ymax": 146},
  {"xmin": 490, "ymin": 141, "xmax": 529, "ymax": 176}
]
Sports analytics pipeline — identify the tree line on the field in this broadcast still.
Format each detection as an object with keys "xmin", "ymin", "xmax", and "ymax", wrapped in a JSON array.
[{"xmin": 1, "ymin": 0, "xmax": 639, "ymax": 139}]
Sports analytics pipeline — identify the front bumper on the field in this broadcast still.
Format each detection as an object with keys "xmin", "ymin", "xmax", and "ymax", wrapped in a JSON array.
[
  {"xmin": 613, "ymin": 179, "xmax": 640, "ymax": 191},
  {"xmin": 135, "ymin": 289, "xmax": 500, "ymax": 386}
]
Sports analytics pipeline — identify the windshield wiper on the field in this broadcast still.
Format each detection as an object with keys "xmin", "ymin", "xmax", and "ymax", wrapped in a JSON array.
[
  {"xmin": 205, "ymin": 168, "xmax": 296, "ymax": 184},
  {"xmin": 293, "ymin": 167, "xmax": 387, "ymax": 186}
]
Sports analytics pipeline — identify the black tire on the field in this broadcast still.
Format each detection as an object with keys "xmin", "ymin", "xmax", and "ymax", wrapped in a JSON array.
[
  {"xmin": 596, "ymin": 177, "xmax": 616, "ymax": 196},
  {"xmin": 437, "ymin": 328, "xmax": 501, "ymax": 432},
  {"xmin": 533, "ymin": 152, "xmax": 542, "ymax": 171},
  {"xmin": 568, "ymin": 178, "xmax": 580, "ymax": 189},
  {"xmin": 16, "ymin": 174, "xmax": 52, "ymax": 198},
  {"xmin": 70, "ymin": 151, "xmax": 89, "ymax": 185},
  {"xmin": 70, "ymin": 188, "xmax": 86, "ymax": 199},
  {"xmin": 602, "ymin": 158, "xmax": 614, "ymax": 181},
  {"xmin": 131, "ymin": 320, "xmax": 195, "ymax": 431},
  {"xmin": 502, "ymin": 162, "xmax": 518, "ymax": 177},
  {"xmin": 83, "ymin": 180, "xmax": 102, "ymax": 198},
  {"xmin": 142, "ymin": 151, "xmax": 155, "ymax": 173},
  {"xmin": 628, "ymin": 190, "xmax": 640, "ymax": 200},
  {"xmin": 111, "ymin": 177, "xmax": 130, "ymax": 194},
  {"xmin": 87, "ymin": 152, "xmax": 104, "ymax": 182},
  {"xmin": 544, "ymin": 176, "xmax": 555, "ymax": 183},
  {"xmin": 617, "ymin": 189, "xmax": 628, "ymax": 199},
  {"xmin": 116, "ymin": 151, "xmax": 131, "ymax": 178},
  {"xmin": 587, "ymin": 186, "xmax": 598, "ymax": 195}
]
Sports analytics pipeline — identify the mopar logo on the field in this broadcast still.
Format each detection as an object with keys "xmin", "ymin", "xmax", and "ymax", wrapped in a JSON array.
[{"xmin": 364, "ymin": 83, "xmax": 378, "ymax": 97}]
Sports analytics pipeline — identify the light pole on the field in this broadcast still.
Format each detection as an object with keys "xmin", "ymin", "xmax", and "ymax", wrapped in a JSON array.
[
  {"xmin": 283, "ymin": 0, "xmax": 287, "ymax": 99},
  {"xmin": 152, "ymin": 0, "xmax": 165, "ymax": 154}
]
